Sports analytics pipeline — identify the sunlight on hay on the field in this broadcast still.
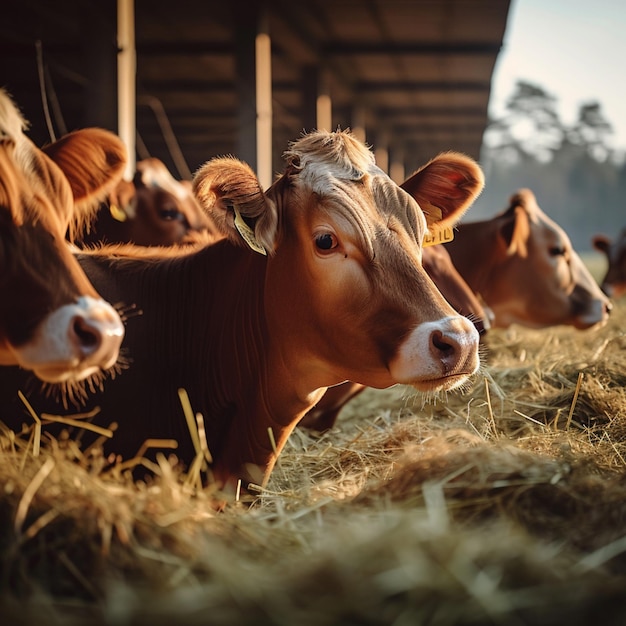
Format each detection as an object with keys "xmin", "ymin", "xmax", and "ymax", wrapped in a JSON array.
[{"xmin": 1, "ymin": 300, "xmax": 626, "ymax": 624}]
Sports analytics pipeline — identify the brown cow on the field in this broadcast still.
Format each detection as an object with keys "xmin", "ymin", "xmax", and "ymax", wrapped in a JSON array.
[
  {"xmin": 0, "ymin": 88, "xmax": 125, "ymax": 384},
  {"xmin": 79, "ymin": 158, "xmax": 218, "ymax": 247},
  {"xmin": 445, "ymin": 189, "xmax": 611, "ymax": 329},
  {"xmin": 75, "ymin": 153, "xmax": 491, "ymax": 438},
  {"xmin": 0, "ymin": 130, "xmax": 483, "ymax": 495},
  {"xmin": 300, "ymin": 244, "xmax": 491, "ymax": 432},
  {"xmin": 300, "ymin": 166, "xmax": 492, "ymax": 434},
  {"xmin": 592, "ymin": 229, "xmax": 626, "ymax": 298},
  {"xmin": 302, "ymin": 187, "xmax": 612, "ymax": 432},
  {"xmin": 90, "ymin": 156, "xmax": 491, "ymax": 438},
  {"xmin": 81, "ymin": 156, "xmax": 491, "ymax": 436}
]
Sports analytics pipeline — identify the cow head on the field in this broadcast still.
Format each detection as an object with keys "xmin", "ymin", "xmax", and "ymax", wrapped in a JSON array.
[
  {"xmin": 80, "ymin": 158, "xmax": 218, "ymax": 247},
  {"xmin": 0, "ymin": 89, "xmax": 125, "ymax": 383},
  {"xmin": 194, "ymin": 130, "xmax": 484, "ymax": 395},
  {"xmin": 593, "ymin": 230, "xmax": 626, "ymax": 298},
  {"xmin": 472, "ymin": 189, "xmax": 611, "ymax": 329}
]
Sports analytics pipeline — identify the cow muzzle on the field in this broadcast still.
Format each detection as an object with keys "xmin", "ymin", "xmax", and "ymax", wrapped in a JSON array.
[
  {"xmin": 389, "ymin": 315, "xmax": 480, "ymax": 392},
  {"xmin": 15, "ymin": 296, "xmax": 125, "ymax": 383}
]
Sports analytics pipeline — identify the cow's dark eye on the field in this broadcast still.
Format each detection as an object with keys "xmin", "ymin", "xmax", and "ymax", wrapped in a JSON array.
[
  {"xmin": 315, "ymin": 232, "xmax": 338, "ymax": 251},
  {"xmin": 549, "ymin": 246, "xmax": 566, "ymax": 257},
  {"xmin": 159, "ymin": 207, "xmax": 184, "ymax": 222}
]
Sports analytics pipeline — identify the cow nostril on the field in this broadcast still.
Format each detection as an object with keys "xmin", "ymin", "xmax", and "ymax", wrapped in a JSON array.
[
  {"xmin": 71, "ymin": 316, "xmax": 102, "ymax": 354},
  {"xmin": 431, "ymin": 329, "xmax": 455, "ymax": 354}
]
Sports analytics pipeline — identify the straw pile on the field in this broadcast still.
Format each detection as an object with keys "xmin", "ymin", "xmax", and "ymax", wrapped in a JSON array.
[{"xmin": 1, "ymin": 301, "xmax": 626, "ymax": 625}]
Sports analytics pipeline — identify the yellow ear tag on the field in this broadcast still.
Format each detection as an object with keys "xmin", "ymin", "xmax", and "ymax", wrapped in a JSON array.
[
  {"xmin": 234, "ymin": 206, "xmax": 267, "ymax": 255},
  {"xmin": 423, "ymin": 225, "xmax": 455, "ymax": 247},
  {"xmin": 109, "ymin": 203, "xmax": 128, "ymax": 222}
]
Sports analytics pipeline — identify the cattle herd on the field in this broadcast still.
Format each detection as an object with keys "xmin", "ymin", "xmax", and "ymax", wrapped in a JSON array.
[{"xmin": 0, "ymin": 87, "xmax": 623, "ymax": 501}]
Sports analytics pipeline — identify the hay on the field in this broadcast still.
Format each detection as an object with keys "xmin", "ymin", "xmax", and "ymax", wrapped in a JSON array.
[{"xmin": 2, "ymin": 302, "xmax": 626, "ymax": 625}]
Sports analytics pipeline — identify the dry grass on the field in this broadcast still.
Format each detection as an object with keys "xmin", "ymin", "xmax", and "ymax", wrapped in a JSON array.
[{"xmin": 2, "ymin": 301, "xmax": 626, "ymax": 625}]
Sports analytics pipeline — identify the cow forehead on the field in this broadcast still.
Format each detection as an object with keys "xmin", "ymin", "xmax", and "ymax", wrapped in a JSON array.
[
  {"xmin": 285, "ymin": 130, "xmax": 383, "ymax": 191},
  {"xmin": 137, "ymin": 158, "xmax": 188, "ymax": 201},
  {"xmin": 538, "ymin": 212, "xmax": 571, "ymax": 249},
  {"xmin": 284, "ymin": 132, "xmax": 426, "ymax": 242}
]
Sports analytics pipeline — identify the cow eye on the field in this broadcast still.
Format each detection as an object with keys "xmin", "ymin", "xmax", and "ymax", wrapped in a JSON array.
[
  {"xmin": 315, "ymin": 232, "xmax": 338, "ymax": 251},
  {"xmin": 549, "ymin": 246, "xmax": 566, "ymax": 257},
  {"xmin": 159, "ymin": 207, "xmax": 184, "ymax": 222}
]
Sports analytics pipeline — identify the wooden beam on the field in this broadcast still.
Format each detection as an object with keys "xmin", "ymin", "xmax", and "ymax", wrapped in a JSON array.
[{"xmin": 324, "ymin": 41, "xmax": 503, "ymax": 55}]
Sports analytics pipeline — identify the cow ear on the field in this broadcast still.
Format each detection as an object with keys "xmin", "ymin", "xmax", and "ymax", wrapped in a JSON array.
[
  {"xmin": 108, "ymin": 179, "xmax": 137, "ymax": 222},
  {"xmin": 42, "ymin": 129, "xmax": 127, "ymax": 205},
  {"xmin": 592, "ymin": 234, "xmax": 611, "ymax": 254},
  {"xmin": 499, "ymin": 205, "xmax": 530, "ymax": 258},
  {"xmin": 42, "ymin": 128, "xmax": 127, "ymax": 239},
  {"xmin": 193, "ymin": 157, "xmax": 278, "ymax": 254},
  {"xmin": 400, "ymin": 152, "xmax": 484, "ymax": 228}
]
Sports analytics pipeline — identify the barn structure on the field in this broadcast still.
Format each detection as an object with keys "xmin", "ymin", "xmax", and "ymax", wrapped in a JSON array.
[{"xmin": 1, "ymin": 0, "xmax": 512, "ymax": 186}]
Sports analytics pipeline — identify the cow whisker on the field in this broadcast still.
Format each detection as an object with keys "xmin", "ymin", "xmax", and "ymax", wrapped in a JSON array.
[
  {"xmin": 400, "ymin": 367, "xmax": 484, "ymax": 412},
  {"xmin": 114, "ymin": 302, "xmax": 143, "ymax": 323},
  {"xmin": 40, "ymin": 352, "xmax": 131, "ymax": 410},
  {"xmin": 42, "ymin": 379, "xmax": 88, "ymax": 410}
]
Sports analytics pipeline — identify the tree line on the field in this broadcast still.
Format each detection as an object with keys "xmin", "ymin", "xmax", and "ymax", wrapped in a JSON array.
[{"xmin": 473, "ymin": 80, "xmax": 625, "ymax": 251}]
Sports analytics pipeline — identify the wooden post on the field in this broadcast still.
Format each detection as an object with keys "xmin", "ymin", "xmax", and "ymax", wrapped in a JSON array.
[
  {"xmin": 390, "ymin": 144, "xmax": 405, "ymax": 184},
  {"xmin": 316, "ymin": 70, "xmax": 332, "ymax": 131},
  {"xmin": 117, "ymin": 0, "xmax": 136, "ymax": 179},
  {"xmin": 374, "ymin": 130, "xmax": 389, "ymax": 174},
  {"xmin": 351, "ymin": 105, "xmax": 366, "ymax": 144},
  {"xmin": 255, "ymin": 10, "xmax": 272, "ymax": 190}
]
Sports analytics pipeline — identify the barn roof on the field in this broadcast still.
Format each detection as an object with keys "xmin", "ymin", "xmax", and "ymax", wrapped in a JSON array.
[{"xmin": 1, "ymin": 0, "xmax": 512, "ymax": 181}]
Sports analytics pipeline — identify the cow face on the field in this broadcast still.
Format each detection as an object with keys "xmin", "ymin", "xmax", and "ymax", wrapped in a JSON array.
[
  {"xmin": 194, "ymin": 130, "xmax": 483, "ymax": 394},
  {"xmin": 0, "ymin": 89, "xmax": 125, "ymax": 382},
  {"xmin": 487, "ymin": 190, "xmax": 611, "ymax": 329},
  {"xmin": 95, "ymin": 158, "xmax": 216, "ymax": 247}
]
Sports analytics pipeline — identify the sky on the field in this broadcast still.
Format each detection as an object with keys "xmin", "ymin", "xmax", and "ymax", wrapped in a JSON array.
[{"xmin": 488, "ymin": 0, "xmax": 626, "ymax": 151}]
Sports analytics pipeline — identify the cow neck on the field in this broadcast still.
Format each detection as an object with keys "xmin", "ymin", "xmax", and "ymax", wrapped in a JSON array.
[
  {"xmin": 201, "ymin": 245, "xmax": 329, "ymax": 491},
  {"xmin": 171, "ymin": 243, "xmax": 324, "ymax": 491},
  {"xmin": 449, "ymin": 220, "xmax": 501, "ymax": 297}
]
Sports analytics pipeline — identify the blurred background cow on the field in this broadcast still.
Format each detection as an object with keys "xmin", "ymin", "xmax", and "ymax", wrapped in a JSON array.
[{"xmin": 78, "ymin": 158, "xmax": 219, "ymax": 248}]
